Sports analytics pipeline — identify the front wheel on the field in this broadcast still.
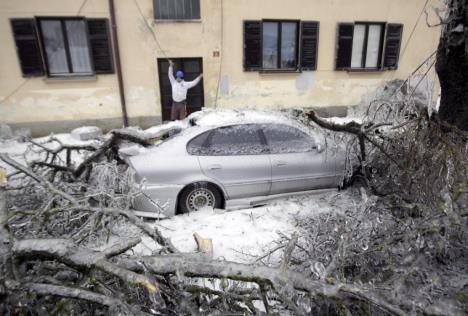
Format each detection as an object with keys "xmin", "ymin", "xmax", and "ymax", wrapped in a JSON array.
[{"xmin": 178, "ymin": 182, "xmax": 223, "ymax": 214}]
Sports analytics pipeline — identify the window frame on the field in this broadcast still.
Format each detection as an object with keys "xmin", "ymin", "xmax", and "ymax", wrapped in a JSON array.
[
  {"xmin": 35, "ymin": 16, "xmax": 95, "ymax": 78},
  {"xmin": 260, "ymin": 19, "xmax": 300, "ymax": 72},
  {"xmin": 153, "ymin": 0, "xmax": 201, "ymax": 21},
  {"xmin": 349, "ymin": 21, "xmax": 386, "ymax": 71}
]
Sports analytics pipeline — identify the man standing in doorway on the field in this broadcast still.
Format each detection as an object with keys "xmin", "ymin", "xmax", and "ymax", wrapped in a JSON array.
[{"xmin": 168, "ymin": 60, "xmax": 203, "ymax": 120}]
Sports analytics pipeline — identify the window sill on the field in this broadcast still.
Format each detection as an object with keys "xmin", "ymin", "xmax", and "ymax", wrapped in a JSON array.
[
  {"xmin": 345, "ymin": 68, "xmax": 385, "ymax": 73},
  {"xmin": 258, "ymin": 69, "xmax": 301, "ymax": 74},
  {"xmin": 153, "ymin": 19, "xmax": 202, "ymax": 23},
  {"xmin": 43, "ymin": 75, "xmax": 97, "ymax": 82}
]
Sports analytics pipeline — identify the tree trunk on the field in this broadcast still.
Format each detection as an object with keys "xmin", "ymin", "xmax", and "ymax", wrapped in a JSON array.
[{"xmin": 435, "ymin": 0, "xmax": 468, "ymax": 131}]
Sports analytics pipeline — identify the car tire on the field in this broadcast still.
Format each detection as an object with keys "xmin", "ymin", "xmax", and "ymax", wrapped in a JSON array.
[{"xmin": 178, "ymin": 182, "xmax": 223, "ymax": 214}]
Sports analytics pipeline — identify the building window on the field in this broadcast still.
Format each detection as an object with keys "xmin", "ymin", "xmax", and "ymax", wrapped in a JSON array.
[
  {"xmin": 350, "ymin": 23, "xmax": 384, "ymax": 69},
  {"xmin": 336, "ymin": 22, "xmax": 403, "ymax": 71},
  {"xmin": 154, "ymin": 0, "xmax": 200, "ymax": 20},
  {"xmin": 38, "ymin": 18, "xmax": 92, "ymax": 76},
  {"xmin": 262, "ymin": 21, "xmax": 298, "ymax": 70},
  {"xmin": 11, "ymin": 18, "xmax": 114, "ymax": 78},
  {"xmin": 244, "ymin": 20, "xmax": 319, "ymax": 72}
]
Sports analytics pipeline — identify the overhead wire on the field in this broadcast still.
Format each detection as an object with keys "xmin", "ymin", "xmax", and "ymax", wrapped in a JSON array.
[
  {"xmin": 384, "ymin": 0, "xmax": 434, "ymax": 98},
  {"xmin": 132, "ymin": 0, "xmax": 169, "ymax": 60},
  {"xmin": 400, "ymin": 0, "xmax": 430, "ymax": 60},
  {"xmin": 385, "ymin": 49, "xmax": 437, "ymax": 100},
  {"xmin": 76, "ymin": 0, "xmax": 89, "ymax": 16},
  {"xmin": 0, "ymin": 79, "xmax": 29, "ymax": 106}
]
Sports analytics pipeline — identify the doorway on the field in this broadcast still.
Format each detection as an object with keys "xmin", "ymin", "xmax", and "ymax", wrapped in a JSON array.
[{"xmin": 157, "ymin": 58, "xmax": 204, "ymax": 121}]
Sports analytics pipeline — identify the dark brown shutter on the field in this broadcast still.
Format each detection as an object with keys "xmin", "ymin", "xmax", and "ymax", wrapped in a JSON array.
[
  {"xmin": 335, "ymin": 23, "xmax": 354, "ymax": 70},
  {"xmin": 10, "ymin": 19, "xmax": 44, "ymax": 77},
  {"xmin": 300, "ymin": 21, "xmax": 319, "ymax": 71},
  {"xmin": 383, "ymin": 24, "xmax": 403, "ymax": 70},
  {"xmin": 87, "ymin": 19, "xmax": 114, "ymax": 74},
  {"xmin": 243, "ymin": 21, "xmax": 262, "ymax": 71}
]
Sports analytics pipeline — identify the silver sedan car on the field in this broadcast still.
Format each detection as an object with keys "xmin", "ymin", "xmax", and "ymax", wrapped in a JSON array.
[{"xmin": 128, "ymin": 119, "xmax": 346, "ymax": 217}]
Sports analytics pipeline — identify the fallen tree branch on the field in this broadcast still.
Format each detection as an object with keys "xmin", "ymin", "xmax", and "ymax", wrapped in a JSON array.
[
  {"xmin": 68, "ymin": 206, "xmax": 179, "ymax": 253},
  {"xmin": 122, "ymin": 254, "xmax": 406, "ymax": 316},
  {"xmin": 13, "ymin": 239, "xmax": 158, "ymax": 294},
  {"xmin": 0, "ymin": 168, "xmax": 16, "ymax": 281},
  {"xmin": 280, "ymin": 232, "xmax": 298, "ymax": 271},
  {"xmin": 306, "ymin": 110, "xmax": 362, "ymax": 134},
  {"xmin": 15, "ymin": 282, "xmax": 145, "ymax": 315},
  {"xmin": 103, "ymin": 237, "xmax": 142, "ymax": 258},
  {"xmin": 11, "ymin": 237, "xmax": 406, "ymax": 315},
  {"xmin": 73, "ymin": 129, "xmax": 152, "ymax": 178},
  {"xmin": 0, "ymin": 154, "xmax": 77, "ymax": 204},
  {"xmin": 0, "ymin": 155, "xmax": 178, "ymax": 253}
]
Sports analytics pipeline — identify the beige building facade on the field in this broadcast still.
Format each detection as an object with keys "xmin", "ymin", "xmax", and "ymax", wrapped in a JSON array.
[{"xmin": 0, "ymin": 0, "xmax": 441, "ymax": 135}]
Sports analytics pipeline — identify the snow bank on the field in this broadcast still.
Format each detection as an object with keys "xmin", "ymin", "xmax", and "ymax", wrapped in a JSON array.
[
  {"xmin": 71, "ymin": 126, "xmax": 102, "ymax": 141},
  {"xmin": 132, "ymin": 190, "xmax": 357, "ymax": 264}
]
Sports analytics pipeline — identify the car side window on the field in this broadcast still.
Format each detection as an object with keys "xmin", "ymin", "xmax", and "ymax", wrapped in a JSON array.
[
  {"xmin": 187, "ymin": 130, "xmax": 211, "ymax": 155},
  {"xmin": 262, "ymin": 124, "xmax": 314, "ymax": 154},
  {"xmin": 206, "ymin": 125, "xmax": 266, "ymax": 156}
]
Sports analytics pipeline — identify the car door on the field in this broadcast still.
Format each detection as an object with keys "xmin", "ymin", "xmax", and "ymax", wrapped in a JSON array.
[
  {"xmin": 195, "ymin": 124, "xmax": 272, "ymax": 199},
  {"xmin": 261, "ymin": 124, "xmax": 337, "ymax": 195}
]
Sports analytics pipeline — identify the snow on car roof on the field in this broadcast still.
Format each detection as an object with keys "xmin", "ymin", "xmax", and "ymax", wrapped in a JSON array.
[
  {"xmin": 188, "ymin": 108, "xmax": 301, "ymax": 128},
  {"xmin": 139, "ymin": 108, "xmax": 309, "ymax": 146}
]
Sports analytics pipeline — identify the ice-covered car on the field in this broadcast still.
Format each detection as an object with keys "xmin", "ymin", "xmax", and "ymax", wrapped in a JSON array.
[{"xmin": 126, "ymin": 110, "xmax": 347, "ymax": 217}]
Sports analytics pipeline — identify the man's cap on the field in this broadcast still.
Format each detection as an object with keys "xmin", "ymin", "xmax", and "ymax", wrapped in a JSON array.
[{"xmin": 176, "ymin": 71, "xmax": 184, "ymax": 78}]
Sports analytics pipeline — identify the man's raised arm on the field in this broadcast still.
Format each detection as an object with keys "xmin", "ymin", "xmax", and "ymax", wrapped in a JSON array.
[
  {"xmin": 168, "ymin": 60, "xmax": 175, "ymax": 84},
  {"xmin": 185, "ymin": 74, "xmax": 203, "ymax": 89}
]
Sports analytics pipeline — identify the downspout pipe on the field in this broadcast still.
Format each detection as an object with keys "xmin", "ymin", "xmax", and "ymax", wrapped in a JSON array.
[{"xmin": 109, "ymin": 0, "xmax": 129, "ymax": 127}]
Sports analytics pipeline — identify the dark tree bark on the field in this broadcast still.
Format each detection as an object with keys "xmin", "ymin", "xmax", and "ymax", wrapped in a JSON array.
[{"xmin": 435, "ymin": 0, "xmax": 468, "ymax": 131}]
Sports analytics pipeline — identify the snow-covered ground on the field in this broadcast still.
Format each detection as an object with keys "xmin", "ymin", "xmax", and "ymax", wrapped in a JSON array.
[{"xmin": 132, "ymin": 190, "xmax": 357, "ymax": 263}]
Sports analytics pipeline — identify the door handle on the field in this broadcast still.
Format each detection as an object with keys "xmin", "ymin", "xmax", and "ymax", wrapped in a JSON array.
[
  {"xmin": 208, "ymin": 164, "xmax": 222, "ymax": 170},
  {"xmin": 276, "ymin": 161, "xmax": 287, "ymax": 167}
]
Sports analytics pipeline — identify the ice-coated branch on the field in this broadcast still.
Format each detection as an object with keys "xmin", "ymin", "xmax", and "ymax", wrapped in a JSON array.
[
  {"xmin": 68, "ymin": 206, "xmax": 179, "ymax": 253},
  {"xmin": 102, "ymin": 237, "xmax": 142, "ymax": 258},
  {"xmin": 120, "ymin": 254, "xmax": 406, "ymax": 316},
  {"xmin": 280, "ymin": 232, "xmax": 298, "ymax": 271},
  {"xmin": 306, "ymin": 110, "xmax": 362, "ymax": 134},
  {"xmin": 73, "ymin": 128, "xmax": 153, "ymax": 178},
  {"xmin": 0, "ymin": 153, "xmax": 77, "ymax": 204},
  {"xmin": 15, "ymin": 282, "xmax": 145, "ymax": 315},
  {"xmin": 13, "ymin": 239, "xmax": 158, "ymax": 294}
]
